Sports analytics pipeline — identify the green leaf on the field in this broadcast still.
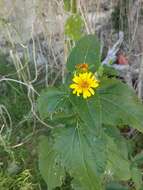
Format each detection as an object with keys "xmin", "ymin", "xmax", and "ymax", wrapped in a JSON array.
[
  {"xmin": 38, "ymin": 136, "xmax": 65, "ymax": 190},
  {"xmin": 102, "ymin": 65, "xmax": 119, "ymax": 77},
  {"xmin": 65, "ymin": 14, "xmax": 84, "ymax": 41},
  {"xmin": 104, "ymin": 126, "xmax": 128, "ymax": 159},
  {"xmin": 103, "ymin": 126, "xmax": 131, "ymax": 181},
  {"xmin": 106, "ymin": 182, "xmax": 128, "ymax": 190},
  {"xmin": 37, "ymin": 87, "xmax": 68, "ymax": 119},
  {"xmin": 52, "ymin": 112, "xmax": 77, "ymax": 126},
  {"xmin": 70, "ymin": 94, "xmax": 102, "ymax": 133},
  {"xmin": 139, "ymin": 186, "xmax": 143, "ymax": 190},
  {"xmin": 53, "ymin": 126, "xmax": 106, "ymax": 190},
  {"xmin": 106, "ymin": 134, "xmax": 131, "ymax": 181},
  {"xmin": 132, "ymin": 151, "xmax": 143, "ymax": 166},
  {"xmin": 131, "ymin": 167, "xmax": 142, "ymax": 190},
  {"xmin": 98, "ymin": 78, "xmax": 143, "ymax": 132},
  {"xmin": 70, "ymin": 78, "xmax": 143, "ymax": 133},
  {"xmin": 67, "ymin": 35, "xmax": 101, "ymax": 72},
  {"xmin": 64, "ymin": 0, "xmax": 71, "ymax": 11}
]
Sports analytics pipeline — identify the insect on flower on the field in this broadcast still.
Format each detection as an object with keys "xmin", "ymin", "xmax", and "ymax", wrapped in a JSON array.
[{"xmin": 70, "ymin": 72, "xmax": 99, "ymax": 99}]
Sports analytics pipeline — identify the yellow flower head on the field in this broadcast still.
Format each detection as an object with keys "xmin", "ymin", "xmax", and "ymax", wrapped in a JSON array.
[{"xmin": 70, "ymin": 72, "xmax": 99, "ymax": 99}]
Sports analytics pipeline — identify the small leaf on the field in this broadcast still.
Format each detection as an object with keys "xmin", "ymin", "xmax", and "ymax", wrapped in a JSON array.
[
  {"xmin": 67, "ymin": 35, "xmax": 101, "ymax": 72},
  {"xmin": 38, "ymin": 136, "xmax": 65, "ymax": 190},
  {"xmin": 64, "ymin": 0, "xmax": 71, "ymax": 11},
  {"xmin": 65, "ymin": 14, "xmax": 84, "ymax": 41}
]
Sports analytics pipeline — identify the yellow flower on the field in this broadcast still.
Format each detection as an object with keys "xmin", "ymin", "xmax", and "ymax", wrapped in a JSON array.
[{"xmin": 70, "ymin": 72, "xmax": 99, "ymax": 99}]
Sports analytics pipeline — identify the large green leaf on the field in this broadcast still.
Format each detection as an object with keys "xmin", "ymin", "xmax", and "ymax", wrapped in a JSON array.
[
  {"xmin": 67, "ymin": 35, "xmax": 101, "ymax": 72},
  {"xmin": 70, "ymin": 78, "xmax": 143, "ymax": 133},
  {"xmin": 97, "ymin": 78, "xmax": 143, "ymax": 132},
  {"xmin": 38, "ymin": 136, "xmax": 65, "ymax": 190},
  {"xmin": 37, "ymin": 87, "xmax": 68, "ymax": 119},
  {"xmin": 53, "ymin": 126, "xmax": 106, "ymax": 190}
]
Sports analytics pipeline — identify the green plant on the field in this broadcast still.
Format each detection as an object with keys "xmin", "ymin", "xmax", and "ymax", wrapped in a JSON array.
[
  {"xmin": 64, "ymin": 0, "xmax": 77, "ymax": 13},
  {"xmin": 65, "ymin": 14, "xmax": 84, "ymax": 41},
  {"xmin": 37, "ymin": 35, "xmax": 143, "ymax": 190},
  {"xmin": 0, "ymin": 169, "xmax": 37, "ymax": 190},
  {"xmin": 64, "ymin": 0, "xmax": 85, "ymax": 53},
  {"xmin": 0, "ymin": 53, "xmax": 30, "ymax": 123},
  {"xmin": 0, "ymin": 53, "xmax": 43, "ymax": 189}
]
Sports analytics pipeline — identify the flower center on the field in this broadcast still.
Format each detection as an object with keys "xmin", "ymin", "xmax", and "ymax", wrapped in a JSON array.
[{"xmin": 80, "ymin": 81, "xmax": 89, "ymax": 88}]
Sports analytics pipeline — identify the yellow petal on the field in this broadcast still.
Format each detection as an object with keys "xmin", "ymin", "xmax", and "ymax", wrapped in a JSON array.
[
  {"xmin": 83, "ymin": 90, "xmax": 91, "ymax": 98},
  {"xmin": 73, "ymin": 89, "xmax": 77, "ymax": 94},
  {"xmin": 87, "ymin": 72, "xmax": 92, "ymax": 79},
  {"xmin": 73, "ymin": 75, "xmax": 80, "ymax": 83},
  {"xmin": 79, "ymin": 73, "xmax": 84, "ymax": 80},
  {"xmin": 91, "ymin": 75, "xmax": 95, "ymax": 80},
  {"xmin": 76, "ymin": 87, "xmax": 82, "ymax": 93},
  {"xmin": 89, "ymin": 88, "xmax": 95, "ymax": 95},
  {"xmin": 91, "ymin": 82, "xmax": 99, "ymax": 88},
  {"xmin": 83, "ymin": 92, "xmax": 87, "ymax": 99},
  {"xmin": 87, "ymin": 91, "xmax": 91, "ymax": 97},
  {"xmin": 77, "ymin": 91, "xmax": 81, "ymax": 96},
  {"xmin": 70, "ymin": 83, "xmax": 78, "ymax": 89}
]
